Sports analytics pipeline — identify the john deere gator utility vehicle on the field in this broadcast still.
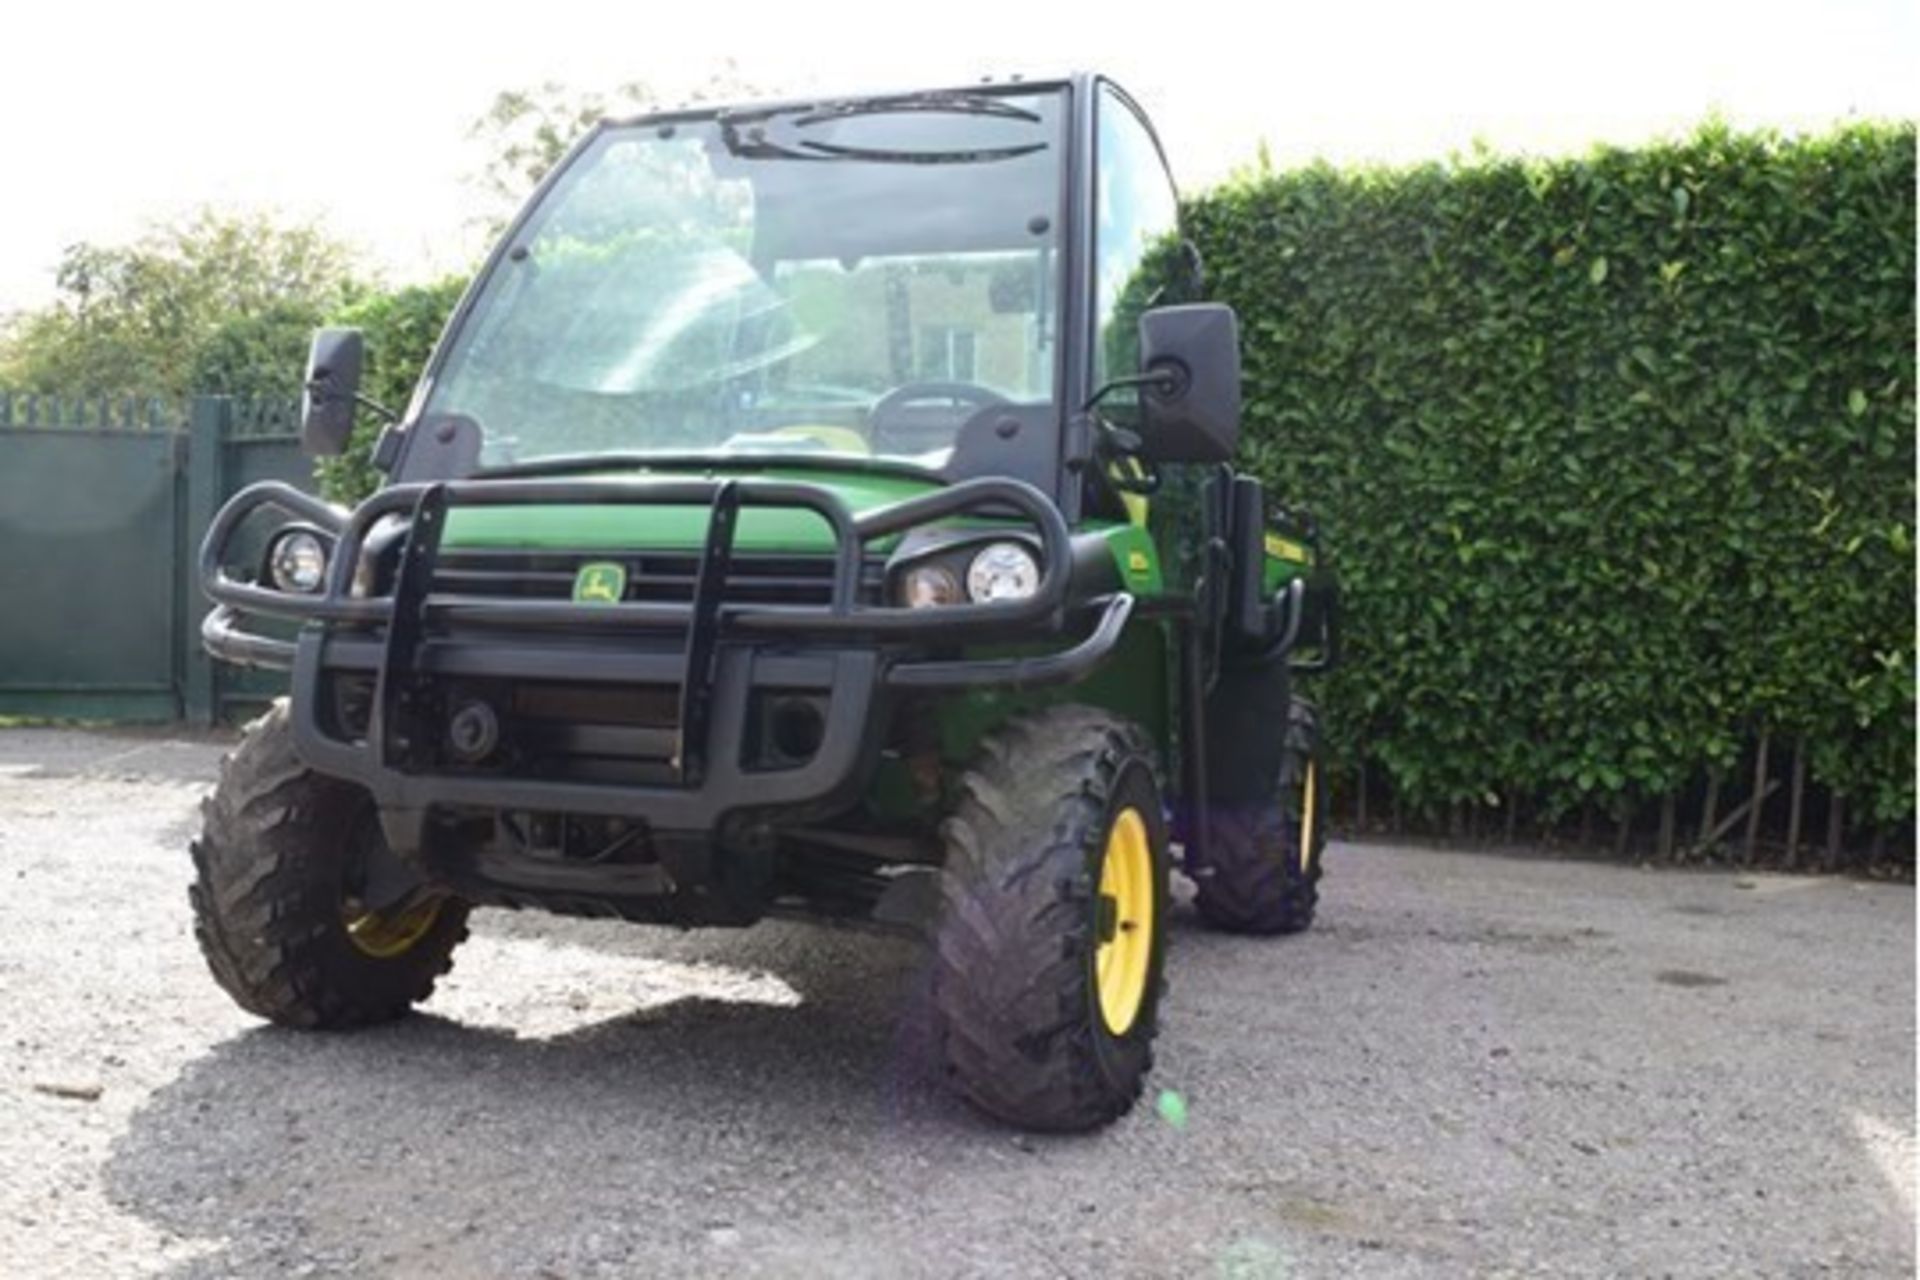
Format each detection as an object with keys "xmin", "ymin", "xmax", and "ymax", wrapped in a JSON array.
[{"xmin": 193, "ymin": 73, "xmax": 1337, "ymax": 1132}]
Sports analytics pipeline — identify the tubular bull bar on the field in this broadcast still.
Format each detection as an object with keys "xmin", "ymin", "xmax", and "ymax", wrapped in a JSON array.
[{"xmin": 199, "ymin": 475, "xmax": 1134, "ymax": 843}]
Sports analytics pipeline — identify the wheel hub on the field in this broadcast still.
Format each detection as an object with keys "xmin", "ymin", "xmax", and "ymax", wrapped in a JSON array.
[
  {"xmin": 340, "ymin": 811, "xmax": 441, "ymax": 958},
  {"xmin": 1095, "ymin": 806, "xmax": 1154, "ymax": 1035},
  {"xmin": 342, "ymin": 897, "xmax": 443, "ymax": 958}
]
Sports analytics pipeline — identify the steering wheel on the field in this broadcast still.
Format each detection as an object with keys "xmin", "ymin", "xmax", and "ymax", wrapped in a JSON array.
[{"xmin": 868, "ymin": 381, "xmax": 1009, "ymax": 454}]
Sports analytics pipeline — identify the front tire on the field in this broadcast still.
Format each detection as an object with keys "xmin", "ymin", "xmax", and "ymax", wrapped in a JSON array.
[
  {"xmin": 931, "ymin": 706, "xmax": 1170, "ymax": 1132},
  {"xmin": 190, "ymin": 702, "xmax": 468, "ymax": 1028}
]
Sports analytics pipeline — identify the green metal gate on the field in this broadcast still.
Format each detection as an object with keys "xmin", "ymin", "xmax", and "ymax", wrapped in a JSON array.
[{"xmin": 0, "ymin": 394, "xmax": 314, "ymax": 724}]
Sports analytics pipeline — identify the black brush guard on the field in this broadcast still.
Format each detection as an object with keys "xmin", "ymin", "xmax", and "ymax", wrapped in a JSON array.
[{"xmin": 200, "ymin": 475, "xmax": 1133, "ymax": 846}]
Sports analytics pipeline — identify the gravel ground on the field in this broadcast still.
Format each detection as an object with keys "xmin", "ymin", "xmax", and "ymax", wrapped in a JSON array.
[{"xmin": 0, "ymin": 726, "xmax": 1911, "ymax": 1278}]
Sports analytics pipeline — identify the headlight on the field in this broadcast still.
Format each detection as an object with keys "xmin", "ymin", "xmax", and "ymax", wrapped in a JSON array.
[
  {"xmin": 267, "ymin": 529, "xmax": 329, "ymax": 594},
  {"xmin": 966, "ymin": 541, "xmax": 1040, "ymax": 603},
  {"xmin": 899, "ymin": 562, "xmax": 963, "ymax": 608}
]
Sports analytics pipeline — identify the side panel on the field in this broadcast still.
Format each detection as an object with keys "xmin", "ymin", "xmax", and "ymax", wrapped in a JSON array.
[{"xmin": 923, "ymin": 617, "xmax": 1174, "ymax": 772}]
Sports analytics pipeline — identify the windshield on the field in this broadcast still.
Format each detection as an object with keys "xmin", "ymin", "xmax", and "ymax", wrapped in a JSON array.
[{"xmin": 423, "ymin": 90, "xmax": 1065, "ymax": 472}]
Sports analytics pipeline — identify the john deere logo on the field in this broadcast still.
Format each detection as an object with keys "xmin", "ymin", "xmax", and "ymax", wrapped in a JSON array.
[{"xmin": 572, "ymin": 561, "xmax": 626, "ymax": 604}]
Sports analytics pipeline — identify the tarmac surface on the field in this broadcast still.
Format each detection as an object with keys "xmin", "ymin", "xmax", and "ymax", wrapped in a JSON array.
[{"xmin": 0, "ymin": 727, "xmax": 1911, "ymax": 1277}]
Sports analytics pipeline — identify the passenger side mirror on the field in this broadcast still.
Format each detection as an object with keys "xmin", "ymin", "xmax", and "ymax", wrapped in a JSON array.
[
  {"xmin": 1135, "ymin": 304, "xmax": 1241, "ymax": 464},
  {"xmin": 300, "ymin": 328, "xmax": 365, "ymax": 457}
]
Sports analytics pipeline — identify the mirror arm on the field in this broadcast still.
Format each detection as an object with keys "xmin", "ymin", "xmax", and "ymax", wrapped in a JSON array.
[
  {"xmin": 306, "ymin": 379, "xmax": 400, "ymax": 425},
  {"xmin": 1080, "ymin": 365, "xmax": 1183, "ymax": 472},
  {"xmin": 1081, "ymin": 366, "xmax": 1180, "ymax": 414},
  {"xmin": 1078, "ymin": 365, "xmax": 1185, "ymax": 490},
  {"xmin": 353, "ymin": 393, "xmax": 401, "ymax": 424}
]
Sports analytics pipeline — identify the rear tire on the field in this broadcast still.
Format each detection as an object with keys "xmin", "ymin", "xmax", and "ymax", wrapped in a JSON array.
[
  {"xmin": 931, "ymin": 706, "xmax": 1170, "ymax": 1132},
  {"xmin": 190, "ymin": 701, "xmax": 468, "ymax": 1028},
  {"xmin": 1192, "ymin": 697, "xmax": 1325, "ymax": 935}
]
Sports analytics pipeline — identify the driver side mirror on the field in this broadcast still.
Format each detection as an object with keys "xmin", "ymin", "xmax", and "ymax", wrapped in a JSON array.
[
  {"xmin": 1135, "ymin": 303, "xmax": 1241, "ymax": 464},
  {"xmin": 300, "ymin": 328, "xmax": 365, "ymax": 457}
]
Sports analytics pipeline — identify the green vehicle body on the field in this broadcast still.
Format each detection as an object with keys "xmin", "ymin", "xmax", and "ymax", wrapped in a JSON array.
[
  {"xmin": 193, "ymin": 72, "xmax": 1337, "ymax": 1129},
  {"xmin": 417, "ymin": 472, "xmax": 1314, "ymax": 836}
]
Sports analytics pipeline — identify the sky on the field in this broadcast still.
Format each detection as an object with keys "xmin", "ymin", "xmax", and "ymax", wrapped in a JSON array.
[{"xmin": 1, "ymin": 0, "xmax": 1912, "ymax": 312}]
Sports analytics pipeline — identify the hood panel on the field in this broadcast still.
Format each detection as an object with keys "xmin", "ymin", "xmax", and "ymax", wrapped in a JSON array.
[{"xmin": 439, "ymin": 466, "xmax": 940, "ymax": 553}]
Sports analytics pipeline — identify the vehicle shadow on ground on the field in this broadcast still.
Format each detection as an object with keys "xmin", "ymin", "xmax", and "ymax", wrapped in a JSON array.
[{"xmin": 101, "ymin": 911, "xmax": 1147, "ymax": 1277}]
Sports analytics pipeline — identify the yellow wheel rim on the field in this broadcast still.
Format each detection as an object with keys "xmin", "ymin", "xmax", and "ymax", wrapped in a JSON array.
[
  {"xmin": 1299, "ymin": 759, "xmax": 1319, "ymax": 872},
  {"xmin": 342, "ymin": 898, "xmax": 442, "ymax": 959},
  {"xmin": 1095, "ymin": 806, "xmax": 1156, "ymax": 1036}
]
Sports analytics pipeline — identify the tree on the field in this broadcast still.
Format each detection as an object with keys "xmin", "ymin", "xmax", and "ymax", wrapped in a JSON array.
[
  {"xmin": 0, "ymin": 210, "xmax": 362, "ymax": 397},
  {"xmin": 466, "ymin": 63, "xmax": 769, "ymax": 229}
]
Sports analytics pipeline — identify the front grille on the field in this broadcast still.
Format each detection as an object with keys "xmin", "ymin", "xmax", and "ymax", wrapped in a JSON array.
[
  {"xmin": 432, "ymin": 549, "xmax": 884, "ymax": 608},
  {"xmin": 388, "ymin": 547, "xmax": 871, "ymax": 786}
]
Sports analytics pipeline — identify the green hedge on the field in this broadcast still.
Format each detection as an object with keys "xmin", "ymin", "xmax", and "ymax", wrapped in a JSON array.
[{"xmin": 1186, "ymin": 121, "xmax": 1916, "ymax": 827}]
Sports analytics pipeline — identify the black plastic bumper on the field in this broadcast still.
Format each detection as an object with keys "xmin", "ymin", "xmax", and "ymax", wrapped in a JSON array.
[{"xmin": 201, "ymin": 475, "xmax": 1133, "ymax": 844}]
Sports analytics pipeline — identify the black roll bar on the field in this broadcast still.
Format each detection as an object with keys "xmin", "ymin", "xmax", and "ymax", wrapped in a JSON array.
[{"xmin": 201, "ymin": 474, "xmax": 1076, "ymax": 640}]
